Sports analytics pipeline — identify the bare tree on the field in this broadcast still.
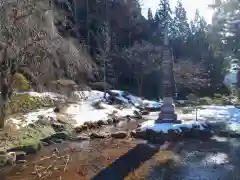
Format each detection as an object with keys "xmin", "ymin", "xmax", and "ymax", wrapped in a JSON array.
[
  {"xmin": 0, "ymin": 0, "xmax": 53, "ymax": 128},
  {"xmin": 174, "ymin": 60, "xmax": 209, "ymax": 90}
]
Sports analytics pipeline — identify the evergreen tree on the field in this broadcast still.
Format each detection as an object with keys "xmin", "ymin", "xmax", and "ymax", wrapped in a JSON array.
[
  {"xmin": 153, "ymin": 0, "xmax": 172, "ymax": 45},
  {"xmin": 147, "ymin": 8, "xmax": 153, "ymax": 20},
  {"xmin": 172, "ymin": 0, "xmax": 190, "ymax": 41}
]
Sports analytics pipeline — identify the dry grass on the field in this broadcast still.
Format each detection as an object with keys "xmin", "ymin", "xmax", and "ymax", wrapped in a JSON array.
[
  {"xmin": 125, "ymin": 150, "xmax": 177, "ymax": 180},
  {"xmin": 5, "ymin": 138, "xmax": 179, "ymax": 180}
]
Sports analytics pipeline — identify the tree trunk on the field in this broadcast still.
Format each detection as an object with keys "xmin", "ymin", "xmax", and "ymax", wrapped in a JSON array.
[
  {"xmin": 138, "ymin": 72, "xmax": 144, "ymax": 97},
  {"xmin": 103, "ymin": 55, "xmax": 107, "ymax": 98},
  {"xmin": 0, "ymin": 78, "xmax": 9, "ymax": 129},
  {"xmin": 0, "ymin": 98, "xmax": 7, "ymax": 129}
]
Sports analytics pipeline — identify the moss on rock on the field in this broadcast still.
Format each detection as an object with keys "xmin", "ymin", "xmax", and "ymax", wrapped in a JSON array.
[
  {"xmin": 8, "ymin": 94, "xmax": 58, "ymax": 114},
  {"xmin": 9, "ymin": 138, "xmax": 42, "ymax": 154}
]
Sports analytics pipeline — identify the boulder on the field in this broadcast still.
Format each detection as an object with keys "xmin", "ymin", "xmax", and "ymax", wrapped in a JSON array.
[
  {"xmin": 111, "ymin": 131, "xmax": 128, "ymax": 139},
  {"xmin": 89, "ymin": 132, "xmax": 109, "ymax": 139},
  {"xmin": 130, "ymin": 130, "xmax": 146, "ymax": 139}
]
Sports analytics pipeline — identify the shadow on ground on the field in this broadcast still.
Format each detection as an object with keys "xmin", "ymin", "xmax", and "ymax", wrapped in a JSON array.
[
  {"xmin": 148, "ymin": 137, "xmax": 240, "ymax": 180},
  {"xmin": 92, "ymin": 143, "xmax": 160, "ymax": 180}
]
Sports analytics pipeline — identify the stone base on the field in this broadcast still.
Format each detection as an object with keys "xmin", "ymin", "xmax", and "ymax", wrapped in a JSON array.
[
  {"xmin": 155, "ymin": 119, "xmax": 182, "ymax": 124},
  {"xmin": 131, "ymin": 125, "xmax": 212, "ymax": 144},
  {"xmin": 156, "ymin": 97, "xmax": 179, "ymax": 123}
]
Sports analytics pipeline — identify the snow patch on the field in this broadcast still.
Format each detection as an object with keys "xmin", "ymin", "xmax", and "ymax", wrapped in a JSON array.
[
  {"xmin": 204, "ymin": 153, "xmax": 229, "ymax": 165},
  {"xmin": 139, "ymin": 120, "xmax": 207, "ymax": 133},
  {"xmin": 9, "ymin": 89, "xmax": 161, "ymax": 128}
]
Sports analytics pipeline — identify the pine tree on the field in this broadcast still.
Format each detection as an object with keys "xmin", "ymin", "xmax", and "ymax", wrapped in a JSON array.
[
  {"xmin": 147, "ymin": 8, "xmax": 153, "ymax": 20},
  {"xmin": 153, "ymin": 0, "xmax": 172, "ymax": 45},
  {"xmin": 172, "ymin": 0, "xmax": 190, "ymax": 41}
]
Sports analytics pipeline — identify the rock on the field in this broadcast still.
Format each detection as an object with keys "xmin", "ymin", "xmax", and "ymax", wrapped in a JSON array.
[
  {"xmin": 0, "ymin": 153, "xmax": 8, "ymax": 166},
  {"xmin": 41, "ymin": 131, "xmax": 69, "ymax": 144},
  {"xmin": 14, "ymin": 151, "xmax": 26, "ymax": 161},
  {"xmin": 145, "ymin": 129, "xmax": 158, "ymax": 143},
  {"xmin": 57, "ymin": 114, "xmax": 69, "ymax": 124},
  {"xmin": 75, "ymin": 125, "xmax": 88, "ymax": 133},
  {"xmin": 141, "ymin": 110, "xmax": 149, "ymax": 115},
  {"xmin": 107, "ymin": 119, "xmax": 113, "ymax": 125},
  {"xmin": 0, "ymin": 148, "xmax": 6, "ymax": 155},
  {"xmin": 42, "ymin": 141, "xmax": 49, "ymax": 146},
  {"xmin": 111, "ymin": 131, "xmax": 128, "ymax": 139},
  {"xmin": 53, "ymin": 107, "xmax": 60, "ymax": 113},
  {"xmin": 6, "ymin": 152, "xmax": 16, "ymax": 165},
  {"xmin": 36, "ymin": 119, "xmax": 51, "ymax": 126},
  {"xmin": 53, "ymin": 139, "xmax": 63, "ymax": 143},
  {"xmin": 133, "ymin": 110, "xmax": 142, "ymax": 119},
  {"xmin": 0, "ymin": 152, "xmax": 17, "ymax": 166},
  {"xmin": 50, "ymin": 131, "xmax": 69, "ymax": 140},
  {"xmin": 51, "ymin": 122, "xmax": 65, "ymax": 132},
  {"xmin": 70, "ymin": 135, "xmax": 90, "ymax": 141},
  {"xmin": 130, "ymin": 130, "xmax": 146, "ymax": 139},
  {"xmin": 97, "ymin": 120, "xmax": 105, "ymax": 126},
  {"xmin": 28, "ymin": 123, "xmax": 36, "ymax": 128},
  {"xmin": 112, "ymin": 117, "xmax": 120, "ymax": 124},
  {"xmin": 84, "ymin": 122, "xmax": 95, "ymax": 129},
  {"xmin": 89, "ymin": 132, "xmax": 109, "ymax": 139},
  {"xmin": 77, "ymin": 135, "xmax": 90, "ymax": 140}
]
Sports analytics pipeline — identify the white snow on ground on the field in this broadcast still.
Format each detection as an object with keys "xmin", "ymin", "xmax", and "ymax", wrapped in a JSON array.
[
  {"xmin": 140, "ymin": 120, "xmax": 207, "ymax": 133},
  {"xmin": 203, "ymin": 153, "xmax": 229, "ymax": 165},
  {"xmin": 8, "ymin": 90, "xmax": 150, "ymax": 128},
  {"xmin": 139, "ymin": 105, "xmax": 240, "ymax": 133}
]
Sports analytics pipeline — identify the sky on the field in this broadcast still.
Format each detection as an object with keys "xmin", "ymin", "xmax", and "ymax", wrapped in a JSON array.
[{"xmin": 141, "ymin": 0, "xmax": 214, "ymax": 24}]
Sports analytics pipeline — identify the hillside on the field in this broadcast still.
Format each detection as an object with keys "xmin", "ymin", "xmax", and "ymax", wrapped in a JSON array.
[{"xmin": 0, "ymin": 0, "xmax": 97, "ymax": 91}]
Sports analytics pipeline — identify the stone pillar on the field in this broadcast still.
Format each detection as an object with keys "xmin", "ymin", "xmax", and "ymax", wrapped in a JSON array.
[{"xmin": 155, "ymin": 44, "xmax": 179, "ymax": 123}]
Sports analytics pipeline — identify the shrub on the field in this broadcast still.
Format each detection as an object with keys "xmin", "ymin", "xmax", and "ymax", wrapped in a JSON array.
[
  {"xmin": 198, "ymin": 97, "xmax": 213, "ymax": 105},
  {"xmin": 213, "ymin": 93, "xmax": 222, "ymax": 99},
  {"xmin": 8, "ymin": 94, "xmax": 56, "ymax": 114},
  {"xmin": 12, "ymin": 73, "xmax": 30, "ymax": 91}
]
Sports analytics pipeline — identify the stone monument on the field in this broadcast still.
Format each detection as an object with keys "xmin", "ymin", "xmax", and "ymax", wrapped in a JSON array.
[{"xmin": 156, "ymin": 25, "xmax": 180, "ymax": 123}]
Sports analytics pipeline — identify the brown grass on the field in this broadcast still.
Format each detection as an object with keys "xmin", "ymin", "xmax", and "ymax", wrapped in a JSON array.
[
  {"xmin": 5, "ymin": 138, "xmax": 179, "ymax": 180},
  {"xmin": 125, "ymin": 150, "xmax": 176, "ymax": 180}
]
